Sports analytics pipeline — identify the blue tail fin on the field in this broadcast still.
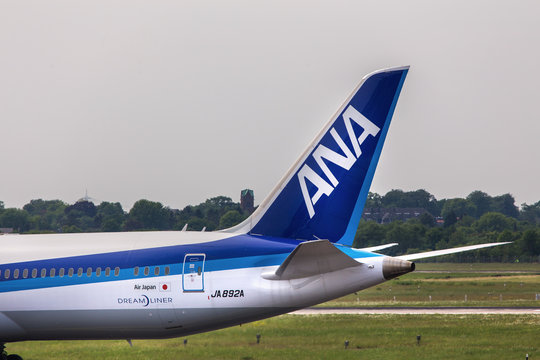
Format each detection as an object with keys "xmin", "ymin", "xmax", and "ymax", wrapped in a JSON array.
[{"xmin": 228, "ymin": 66, "xmax": 409, "ymax": 246}]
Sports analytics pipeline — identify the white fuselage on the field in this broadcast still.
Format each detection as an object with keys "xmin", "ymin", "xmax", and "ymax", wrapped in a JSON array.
[{"xmin": 0, "ymin": 231, "xmax": 386, "ymax": 342}]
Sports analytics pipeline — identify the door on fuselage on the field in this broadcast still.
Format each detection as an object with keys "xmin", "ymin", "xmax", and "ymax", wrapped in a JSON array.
[{"xmin": 182, "ymin": 253, "xmax": 205, "ymax": 292}]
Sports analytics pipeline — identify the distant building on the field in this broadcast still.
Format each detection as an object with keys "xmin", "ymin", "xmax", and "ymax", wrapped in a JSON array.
[
  {"xmin": 240, "ymin": 189, "xmax": 254, "ymax": 213},
  {"xmin": 77, "ymin": 189, "xmax": 95, "ymax": 204},
  {"xmin": 362, "ymin": 207, "xmax": 433, "ymax": 224}
]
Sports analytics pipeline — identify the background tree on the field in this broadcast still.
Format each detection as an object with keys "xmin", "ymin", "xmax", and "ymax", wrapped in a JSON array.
[
  {"xmin": 491, "ymin": 194, "xmax": 519, "ymax": 218},
  {"xmin": 425, "ymin": 227, "xmax": 445, "ymax": 249},
  {"xmin": 441, "ymin": 198, "xmax": 476, "ymax": 221},
  {"xmin": 95, "ymin": 202, "xmax": 125, "ymax": 232},
  {"xmin": 65, "ymin": 201, "xmax": 97, "ymax": 218},
  {"xmin": 23, "ymin": 199, "xmax": 67, "ymax": 232},
  {"xmin": 380, "ymin": 189, "xmax": 440, "ymax": 215},
  {"xmin": 467, "ymin": 191, "xmax": 492, "ymax": 218},
  {"xmin": 384, "ymin": 221, "xmax": 427, "ymax": 255},
  {"xmin": 126, "ymin": 200, "xmax": 172, "ymax": 231},
  {"xmin": 365, "ymin": 192, "xmax": 382, "ymax": 208},
  {"xmin": 520, "ymin": 201, "xmax": 540, "ymax": 224},
  {"xmin": 380, "ymin": 189, "xmax": 408, "ymax": 208},
  {"xmin": 518, "ymin": 229, "xmax": 540, "ymax": 257},
  {"xmin": 474, "ymin": 212, "xmax": 516, "ymax": 233},
  {"xmin": 172, "ymin": 196, "xmax": 245, "ymax": 231},
  {"xmin": 354, "ymin": 220, "xmax": 386, "ymax": 248},
  {"xmin": 443, "ymin": 209, "xmax": 458, "ymax": 228},
  {"xmin": 64, "ymin": 200, "xmax": 97, "ymax": 231},
  {"xmin": 219, "ymin": 210, "xmax": 245, "ymax": 229},
  {"xmin": 0, "ymin": 208, "xmax": 30, "ymax": 232},
  {"xmin": 419, "ymin": 212, "xmax": 435, "ymax": 227}
]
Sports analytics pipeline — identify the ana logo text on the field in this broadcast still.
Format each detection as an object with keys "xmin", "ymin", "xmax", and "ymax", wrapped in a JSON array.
[{"xmin": 298, "ymin": 105, "xmax": 380, "ymax": 218}]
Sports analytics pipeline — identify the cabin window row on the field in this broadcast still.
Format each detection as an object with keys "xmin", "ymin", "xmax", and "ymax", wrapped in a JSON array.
[{"xmin": 0, "ymin": 266, "xmax": 170, "ymax": 280}]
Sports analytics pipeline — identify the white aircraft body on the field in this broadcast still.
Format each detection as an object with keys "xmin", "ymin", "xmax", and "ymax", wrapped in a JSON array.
[{"xmin": 0, "ymin": 67, "xmax": 508, "ymax": 359}]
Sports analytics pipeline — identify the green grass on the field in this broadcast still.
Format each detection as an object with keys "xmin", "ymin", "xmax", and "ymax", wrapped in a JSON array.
[
  {"xmin": 320, "ymin": 263, "xmax": 540, "ymax": 307},
  {"xmin": 8, "ymin": 314, "xmax": 539, "ymax": 360}
]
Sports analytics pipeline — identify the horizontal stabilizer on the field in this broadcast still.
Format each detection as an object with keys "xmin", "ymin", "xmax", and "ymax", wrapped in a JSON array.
[
  {"xmin": 262, "ymin": 240, "xmax": 362, "ymax": 280},
  {"xmin": 397, "ymin": 242, "xmax": 511, "ymax": 261},
  {"xmin": 358, "ymin": 243, "xmax": 398, "ymax": 252}
]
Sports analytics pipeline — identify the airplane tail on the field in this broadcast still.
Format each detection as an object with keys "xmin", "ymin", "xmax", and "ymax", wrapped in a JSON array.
[{"xmin": 227, "ymin": 66, "xmax": 409, "ymax": 246}]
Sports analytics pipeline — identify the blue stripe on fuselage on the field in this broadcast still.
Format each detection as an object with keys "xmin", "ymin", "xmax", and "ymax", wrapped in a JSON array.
[{"xmin": 0, "ymin": 234, "xmax": 380, "ymax": 293}]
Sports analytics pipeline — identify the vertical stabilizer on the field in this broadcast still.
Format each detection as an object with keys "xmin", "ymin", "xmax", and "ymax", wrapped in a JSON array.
[{"xmin": 227, "ymin": 67, "xmax": 409, "ymax": 246}]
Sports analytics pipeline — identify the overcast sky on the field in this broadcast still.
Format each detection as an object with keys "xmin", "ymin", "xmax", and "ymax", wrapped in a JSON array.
[{"xmin": 1, "ymin": 1, "xmax": 539, "ymax": 211}]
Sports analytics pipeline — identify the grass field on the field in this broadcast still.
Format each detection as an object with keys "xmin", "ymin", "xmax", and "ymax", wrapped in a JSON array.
[
  {"xmin": 320, "ymin": 262, "xmax": 540, "ymax": 307},
  {"xmin": 8, "ymin": 314, "xmax": 539, "ymax": 360}
]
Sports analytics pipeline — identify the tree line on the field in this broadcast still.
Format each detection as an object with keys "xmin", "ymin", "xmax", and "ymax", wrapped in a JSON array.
[
  {"xmin": 356, "ymin": 189, "xmax": 540, "ymax": 262},
  {"xmin": 0, "ymin": 189, "xmax": 539, "ymax": 262},
  {"xmin": 0, "ymin": 196, "xmax": 248, "ymax": 234}
]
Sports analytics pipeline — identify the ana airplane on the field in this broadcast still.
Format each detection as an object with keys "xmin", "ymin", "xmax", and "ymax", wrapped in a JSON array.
[{"xmin": 0, "ymin": 66, "xmax": 508, "ymax": 360}]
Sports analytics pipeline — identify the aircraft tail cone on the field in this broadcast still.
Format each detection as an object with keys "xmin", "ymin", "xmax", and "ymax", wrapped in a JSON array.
[{"xmin": 382, "ymin": 257, "xmax": 415, "ymax": 280}]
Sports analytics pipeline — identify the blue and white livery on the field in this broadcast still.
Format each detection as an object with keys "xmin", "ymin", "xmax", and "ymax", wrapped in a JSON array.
[{"xmin": 0, "ymin": 67, "xmax": 508, "ymax": 359}]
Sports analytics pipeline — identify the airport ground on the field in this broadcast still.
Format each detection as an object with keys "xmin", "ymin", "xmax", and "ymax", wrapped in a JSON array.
[
  {"xmin": 8, "ymin": 263, "xmax": 540, "ymax": 359},
  {"xmin": 320, "ymin": 262, "xmax": 540, "ymax": 308}
]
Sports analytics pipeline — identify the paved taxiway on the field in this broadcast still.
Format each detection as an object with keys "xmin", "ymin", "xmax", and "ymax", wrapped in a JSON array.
[{"xmin": 291, "ymin": 307, "xmax": 540, "ymax": 315}]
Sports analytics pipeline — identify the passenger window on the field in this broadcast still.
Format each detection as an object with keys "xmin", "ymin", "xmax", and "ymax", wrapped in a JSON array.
[
  {"xmin": 144, "ymin": 267, "xmax": 149, "ymax": 276},
  {"xmin": 96, "ymin": 267, "xmax": 101, "ymax": 277},
  {"xmin": 77, "ymin": 268, "xmax": 83, "ymax": 277},
  {"xmin": 13, "ymin": 269, "xmax": 19, "ymax": 279},
  {"xmin": 32, "ymin": 269, "xmax": 38, "ymax": 278},
  {"xmin": 114, "ymin": 267, "xmax": 120, "ymax": 277},
  {"xmin": 68, "ymin": 268, "xmax": 74, "ymax": 277},
  {"xmin": 86, "ymin": 267, "xmax": 92, "ymax": 277},
  {"xmin": 50, "ymin": 268, "xmax": 56, "ymax": 277},
  {"xmin": 4, "ymin": 269, "xmax": 10, "ymax": 279},
  {"xmin": 41, "ymin": 268, "xmax": 47, "ymax": 278},
  {"xmin": 59, "ymin": 268, "xmax": 65, "ymax": 277},
  {"xmin": 165, "ymin": 266, "xmax": 170, "ymax": 275},
  {"xmin": 105, "ymin": 267, "xmax": 111, "ymax": 277},
  {"xmin": 23, "ymin": 269, "xmax": 28, "ymax": 279},
  {"xmin": 134, "ymin": 266, "xmax": 139, "ymax": 276},
  {"xmin": 154, "ymin": 267, "xmax": 160, "ymax": 276}
]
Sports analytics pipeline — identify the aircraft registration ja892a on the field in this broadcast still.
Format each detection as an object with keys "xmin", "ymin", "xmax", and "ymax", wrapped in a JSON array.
[{"xmin": 0, "ymin": 67, "xmax": 508, "ymax": 360}]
